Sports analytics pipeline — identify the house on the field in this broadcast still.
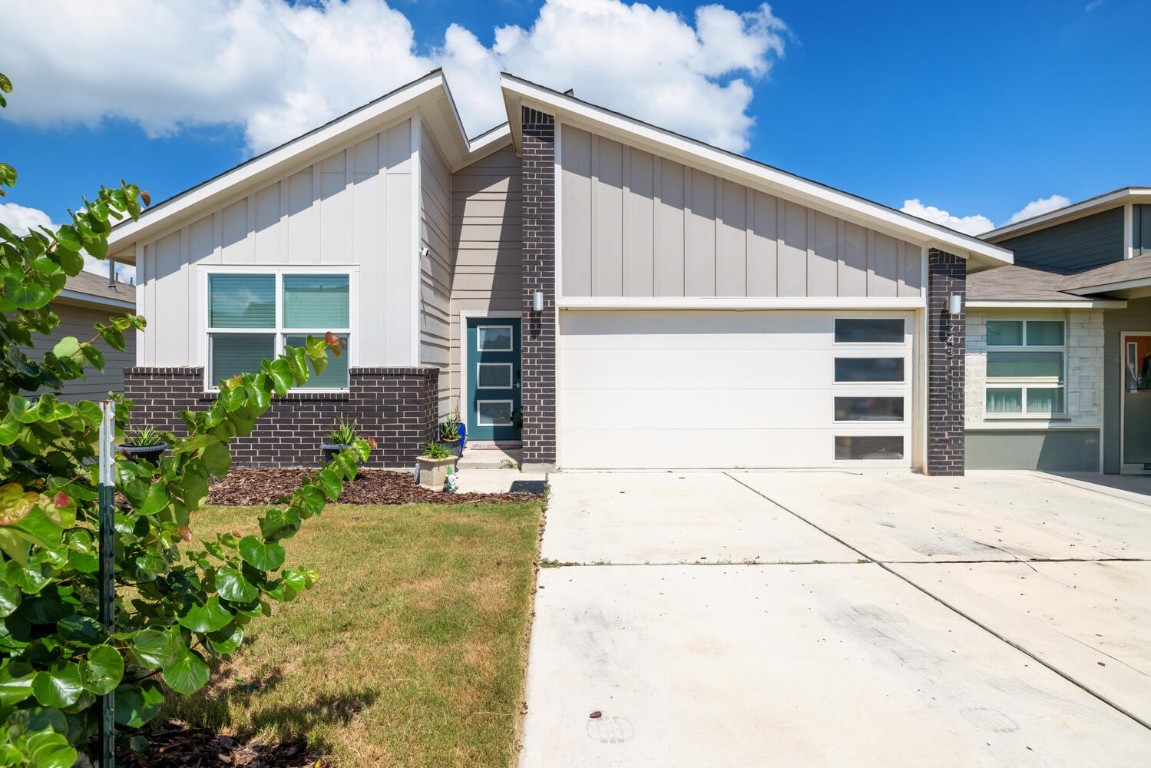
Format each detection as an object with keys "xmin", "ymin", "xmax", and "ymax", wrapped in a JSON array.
[
  {"xmin": 38, "ymin": 270, "xmax": 136, "ymax": 402},
  {"xmin": 106, "ymin": 70, "xmax": 1012, "ymax": 473},
  {"xmin": 968, "ymin": 188, "xmax": 1151, "ymax": 474}
]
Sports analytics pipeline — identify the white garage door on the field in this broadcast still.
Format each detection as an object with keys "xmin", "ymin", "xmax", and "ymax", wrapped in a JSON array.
[{"xmin": 558, "ymin": 310, "xmax": 914, "ymax": 469}]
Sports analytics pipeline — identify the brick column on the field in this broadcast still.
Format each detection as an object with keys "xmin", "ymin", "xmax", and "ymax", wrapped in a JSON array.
[
  {"xmin": 927, "ymin": 249, "xmax": 966, "ymax": 475},
  {"xmin": 520, "ymin": 106, "xmax": 557, "ymax": 471}
]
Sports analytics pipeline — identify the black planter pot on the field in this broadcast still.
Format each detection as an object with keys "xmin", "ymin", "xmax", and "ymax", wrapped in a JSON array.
[
  {"xmin": 321, "ymin": 443, "xmax": 350, "ymax": 463},
  {"xmin": 120, "ymin": 442, "xmax": 169, "ymax": 466}
]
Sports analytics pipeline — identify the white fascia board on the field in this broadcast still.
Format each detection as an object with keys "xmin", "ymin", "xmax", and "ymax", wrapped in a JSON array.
[
  {"xmin": 55, "ymin": 291, "xmax": 135, "ymax": 311},
  {"xmin": 1064, "ymin": 276, "xmax": 1151, "ymax": 296},
  {"xmin": 462, "ymin": 123, "xmax": 513, "ymax": 167},
  {"xmin": 559, "ymin": 297, "xmax": 926, "ymax": 311},
  {"xmin": 967, "ymin": 299, "xmax": 1126, "ymax": 309},
  {"xmin": 500, "ymin": 74, "xmax": 1013, "ymax": 269},
  {"xmin": 983, "ymin": 187, "xmax": 1151, "ymax": 242},
  {"xmin": 109, "ymin": 71, "xmax": 453, "ymax": 256}
]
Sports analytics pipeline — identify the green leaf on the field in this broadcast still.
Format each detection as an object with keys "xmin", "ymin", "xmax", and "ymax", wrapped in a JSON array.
[
  {"xmin": 31, "ymin": 663, "xmax": 83, "ymax": 708},
  {"xmin": 0, "ymin": 582, "xmax": 20, "ymax": 617},
  {"xmin": 202, "ymin": 439, "xmax": 232, "ymax": 475},
  {"xmin": 81, "ymin": 645, "xmax": 124, "ymax": 695},
  {"xmin": 265, "ymin": 359, "xmax": 293, "ymax": 395},
  {"xmin": 238, "ymin": 536, "xmax": 286, "ymax": 571},
  {"xmin": 178, "ymin": 596, "xmax": 233, "ymax": 633},
  {"xmin": 317, "ymin": 468, "xmax": 342, "ymax": 501},
  {"xmin": 0, "ymin": 415, "xmax": 20, "ymax": 445},
  {"xmin": 24, "ymin": 730, "xmax": 76, "ymax": 768},
  {"xmin": 163, "ymin": 647, "xmax": 210, "ymax": 695},
  {"xmin": 259, "ymin": 508, "xmax": 301, "ymax": 542},
  {"xmin": 131, "ymin": 628, "xmax": 178, "ymax": 669},
  {"xmin": 137, "ymin": 482, "xmax": 171, "ymax": 517},
  {"xmin": 206, "ymin": 624, "xmax": 244, "ymax": 655},
  {"xmin": 56, "ymin": 615, "xmax": 102, "ymax": 644},
  {"xmin": 0, "ymin": 670, "xmax": 35, "ymax": 706},
  {"xmin": 114, "ymin": 679, "xmax": 165, "ymax": 728},
  {"xmin": 215, "ymin": 567, "xmax": 258, "ymax": 603},
  {"xmin": 55, "ymin": 224, "xmax": 82, "ymax": 251}
]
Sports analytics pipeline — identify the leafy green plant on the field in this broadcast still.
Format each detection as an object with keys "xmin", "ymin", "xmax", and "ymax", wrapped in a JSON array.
[
  {"xmin": 439, "ymin": 420, "xmax": 460, "ymax": 442},
  {"xmin": 327, "ymin": 418, "xmax": 358, "ymax": 445},
  {"xmin": 422, "ymin": 441, "xmax": 451, "ymax": 460},
  {"xmin": 0, "ymin": 72, "xmax": 372, "ymax": 765},
  {"xmin": 124, "ymin": 425, "xmax": 165, "ymax": 447}
]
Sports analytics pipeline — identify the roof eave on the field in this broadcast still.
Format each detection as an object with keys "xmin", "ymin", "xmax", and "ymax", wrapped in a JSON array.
[
  {"xmin": 967, "ymin": 299, "xmax": 1126, "ymax": 309},
  {"xmin": 500, "ymin": 73, "xmax": 1013, "ymax": 270},
  {"xmin": 982, "ymin": 187, "xmax": 1151, "ymax": 242}
]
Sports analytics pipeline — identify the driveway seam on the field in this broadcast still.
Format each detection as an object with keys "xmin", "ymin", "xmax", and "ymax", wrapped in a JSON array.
[{"xmin": 724, "ymin": 471, "xmax": 1151, "ymax": 734}]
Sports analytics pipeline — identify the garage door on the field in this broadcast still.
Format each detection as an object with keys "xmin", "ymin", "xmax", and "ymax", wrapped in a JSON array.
[{"xmin": 558, "ymin": 310, "xmax": 914, "ymax": 469}]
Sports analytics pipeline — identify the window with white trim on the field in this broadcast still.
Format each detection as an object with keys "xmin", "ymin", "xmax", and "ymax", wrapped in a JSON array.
[
  {"xmin": 985, "ymin": 319, "xmax": 1065, "ymax": 416},
  {"xmin": 207, "ymin": 272, "xmax": 351, "ymax": 390}
]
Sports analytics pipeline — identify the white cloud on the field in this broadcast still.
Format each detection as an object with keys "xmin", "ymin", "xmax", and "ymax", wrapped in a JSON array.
[
  {"xmin": 900, "ymin": 199, "xmax": 995, "ymax": 236},
  {"xmin": 0, "ymin": 202, "xmax": 136, "ymax": 282},
  {"xmin": 901, "ymin": 193, "xmax": 1072, "ymax": 236},
  {"xmin": 0, "ymin": 0, "xmax": 789, "ymax": 154},
  {"xmin": 1005, "ymin": 194, "xmax": 1071, "ymax": 225}
]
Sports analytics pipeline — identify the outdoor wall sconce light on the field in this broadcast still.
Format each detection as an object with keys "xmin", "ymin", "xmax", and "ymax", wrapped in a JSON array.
[
  {"xmin": 532, "ymin": 290, "xmax": 544, "ymax": 312},
  {"xmin": 948, "ymin": 293, "xmax": 963, "ymax": 315}
]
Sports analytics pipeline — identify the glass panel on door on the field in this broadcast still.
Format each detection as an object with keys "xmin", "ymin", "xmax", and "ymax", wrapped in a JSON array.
[{"xmin": 1122, "ymin": 334, "xmax": 1151, "ymax": 469}]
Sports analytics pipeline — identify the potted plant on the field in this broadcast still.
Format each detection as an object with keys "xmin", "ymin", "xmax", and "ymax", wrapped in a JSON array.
[
  {"xmin": 121, "ymin": 426, "xmax": 168, "ymax": 466},
  {"xmin": 438, "ymin": 410, "xmax": 466, "ymax": 455},
  {"xmin": 417, "ymin": 440, "xmax": 458, "ymax": 491},
  {"xmin": 321, "ymin": 418, "xmax": 359, "ymax": 463}
]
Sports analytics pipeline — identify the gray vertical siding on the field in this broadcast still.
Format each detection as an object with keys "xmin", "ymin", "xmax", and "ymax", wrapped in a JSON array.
[
  {"xmin": 419, "ymin": 124, "xmax": 453, "ymax": 414},
  {"xmin": 560, "ymin": 125, "xmax": 923, "ymax": 299},
  {"xmin": 448, "ymin": 145, "xmax": 523, "ymax": 411},
  {"xmin": 33, "ymin": 301, "xmax": 137, "ymax": 402},
  {"xmin": 998, "ymin": 208, "xmax": 1125, "ymax": 271},
  {"xmin": 1103, "ymin": 297, "xmax": 1151, "ymax": 472}
]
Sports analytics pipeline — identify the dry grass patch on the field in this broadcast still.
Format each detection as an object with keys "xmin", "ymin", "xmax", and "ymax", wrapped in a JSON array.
[{"xmin": 163, "ymin": 501, "xmax": 543, "ymax": 768}]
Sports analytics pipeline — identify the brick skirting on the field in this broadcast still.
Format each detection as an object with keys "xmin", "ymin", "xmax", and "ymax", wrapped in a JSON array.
[
  {"xmin": 927, "ymin": 249, "xmax": 966, "ymax": 476},
  {"xmin": 123, "ymin": 366, "xmax": 438, "ymax": 468}
]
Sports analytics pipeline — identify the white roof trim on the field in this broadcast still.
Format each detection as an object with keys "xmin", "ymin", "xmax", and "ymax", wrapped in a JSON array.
[
  {"xmin": 109, "ymin": 70, "xmax": 468, "ymax": 257},
  {"xmin": 501, "ymin": 74, "xmax": 1013, "ymax": 269},
  {"xmin": 967, "ymin": 299, "xmax": 1125, "ymax": 309},
  {"xmin": 56, "ymin": 289, "xmax": 136, "ymax": 311},
  {"xmin": 983, "ymin": 187, "xmax": 1151, "ymax": 241},
  {"xmin": 1064, "ymin": 276, "xmax": 1151, "ymax": 296},
  {"xmin": 559, "ymin": 296, "xmax": 926, "ymax": 311}
]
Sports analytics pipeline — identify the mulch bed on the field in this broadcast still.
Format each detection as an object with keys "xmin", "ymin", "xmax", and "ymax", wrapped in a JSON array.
[
  {"xmin": 208, "ymin": 467, "xmax": 543, "ymax": 506},
  {"xmin": 116, "ymin": 721, "xmax": 326, "ymax": 767}
]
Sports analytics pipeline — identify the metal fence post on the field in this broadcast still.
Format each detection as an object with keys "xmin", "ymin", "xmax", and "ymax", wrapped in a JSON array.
[{"xmin": 98, "ymin": 401, "xmax": 116, "ymax": 767}]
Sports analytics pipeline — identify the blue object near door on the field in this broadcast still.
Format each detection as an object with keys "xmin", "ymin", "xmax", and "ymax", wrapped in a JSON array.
[{"xmin": 467, "ymin": 318, "xmax": 521, "ymax": 442}]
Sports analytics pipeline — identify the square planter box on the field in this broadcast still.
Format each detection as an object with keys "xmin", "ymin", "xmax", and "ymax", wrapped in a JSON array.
[{"xmin": 418, "ymin": 455, "xmax": 459, "ymax": 491}]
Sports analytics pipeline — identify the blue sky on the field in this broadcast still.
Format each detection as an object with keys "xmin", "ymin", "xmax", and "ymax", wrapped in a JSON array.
[{"xmin": 1, "ymin": 0, "xmax": 1147, "ymax": 261}]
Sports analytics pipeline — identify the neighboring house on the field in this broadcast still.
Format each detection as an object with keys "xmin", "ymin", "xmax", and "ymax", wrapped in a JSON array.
[
  {"xmin": 37, "ymin": 271, "xmax": 136, "ymax": 402},
  {"xmin": 969, "ymin": 188, "xmax": 1151, "ymax": 474},
  {"xmin": 106, "ymin": 70, "xmax": 1011, "ymax": 473}
]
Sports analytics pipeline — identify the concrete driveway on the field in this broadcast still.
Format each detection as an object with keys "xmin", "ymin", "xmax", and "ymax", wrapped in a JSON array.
[{"xmin": 519, "ymin": 471, "xmax": 1151, "ymax": 767}]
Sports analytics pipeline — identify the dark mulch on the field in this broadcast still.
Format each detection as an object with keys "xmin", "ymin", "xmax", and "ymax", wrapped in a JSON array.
[
  {"xmin": 116, "ymin": 721, "xmax": 326, "ymax": 767},
  {"xmin": 208, "ymin": 468, "xmax": 543, "ymax": 506}
]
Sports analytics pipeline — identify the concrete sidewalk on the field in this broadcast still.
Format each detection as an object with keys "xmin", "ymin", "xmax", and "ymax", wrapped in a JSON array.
[{"xmin": 519, "ymin": 471, "xmax": 1151, "ymax": 767}]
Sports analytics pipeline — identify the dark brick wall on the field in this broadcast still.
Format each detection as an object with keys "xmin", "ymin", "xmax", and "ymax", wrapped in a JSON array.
[
  {"xmin": 520, "ymin": 106, "xmax": 557, "ymax": 466},
  {"xmin": 123, "ymin": 366, "xmax": 438, "ymax": 468},
  {"xmin": 927, "ymin": 249, "xmax": 966, "ymax": 476}
]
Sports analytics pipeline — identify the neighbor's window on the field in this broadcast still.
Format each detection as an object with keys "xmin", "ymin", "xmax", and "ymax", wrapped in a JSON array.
[
  {"xmin": 208, "ymin": 272, "xmax": 351, "ymax": 389},
  {"xmin": 985, "ymin": 319, "xmax": 1065, "ymax": 416}
]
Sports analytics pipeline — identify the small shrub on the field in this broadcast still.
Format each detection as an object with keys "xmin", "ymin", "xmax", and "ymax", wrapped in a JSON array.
[
  {"xmin": 328, "ymin": 418, "xmax": 358, "ymax": 445},
  {"xmin": 124, "ymin": 425, "xmax": 165, "ymax": 446},
  {"xmin": 423, "ymin": 441, "xmax": 451, "ymax": 460}
]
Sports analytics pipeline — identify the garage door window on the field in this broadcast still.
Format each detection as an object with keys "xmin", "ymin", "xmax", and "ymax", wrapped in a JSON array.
[
  {"xmin": 834, "ymin": 319, "xmax": 904, "ymax": 344},
  {"xmin": 834, "ymin": 397, "xmax": 904, "ymax": 422},
  {"xmin": 835, "ymin": 436, "xmax": 903, "ymax": 460},
  {"xmin": 834, "ymin": 358, "xmax": 904, "ymax": 382}
]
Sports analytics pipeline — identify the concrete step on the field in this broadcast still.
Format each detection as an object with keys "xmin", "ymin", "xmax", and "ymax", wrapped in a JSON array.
[{"xmin": 458, "ymin": 444, "xmax": 522, "ymax": 470}]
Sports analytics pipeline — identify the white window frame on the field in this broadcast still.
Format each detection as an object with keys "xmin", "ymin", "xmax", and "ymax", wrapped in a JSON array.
[
  {"xmin": 984, "ymin": 318, "xmax": 1066, "ymax": 418},
  {"xmin": 477, "ymin": 324, "xmax": 514, "ymax": 352},
  {"xmin": 476, "ymin": 399, "xmax": 515, "ymax": 427},
  {"xmin": 202, "ymin": 266, "xmax": 357, "ymax": 393},
  {"xmin": 476, "ymin": 362, "xmax": 514, "ymax": 390}
]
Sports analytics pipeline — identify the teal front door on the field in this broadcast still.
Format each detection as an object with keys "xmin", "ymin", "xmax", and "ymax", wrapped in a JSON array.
[{"xmin": 466, "ymin": 318, "xmax": 521, "ymax": 441}]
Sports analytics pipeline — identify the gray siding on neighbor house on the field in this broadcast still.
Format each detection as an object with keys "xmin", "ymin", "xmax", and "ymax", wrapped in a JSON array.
[
  {"xmin": 448, "ymin": 145, "xmax": 522, "ymax": 411},
  {"xmin": 419, "ymin": 123, "xmax": 453, "ymax": 415},
  {"xmin": 1104, "ymin": 297, "xmax": 1151, "ymax": 473},
  {"xmin": 35, "ymin": 301, "xmax": 137, "ymax": 402},
  {"xmin": 1000, "ymin": 208, "xmax": 1125, "ymax": 271},
  {"xmin": 559, "ymin": 126, "xmax": 923, "ymax": 299},
  {"xmin": 1135, "ymin": 204, "xmax": 1151, "ymax": 257},
  {"xmin": 966, "ymin": 429, "xmax": 1100, "ymax": 472}
]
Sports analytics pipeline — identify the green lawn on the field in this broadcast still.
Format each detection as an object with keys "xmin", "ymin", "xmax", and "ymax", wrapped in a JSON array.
[{"xmin": 164, "ymin": 501, "xmax": 543, "ymax": 767}]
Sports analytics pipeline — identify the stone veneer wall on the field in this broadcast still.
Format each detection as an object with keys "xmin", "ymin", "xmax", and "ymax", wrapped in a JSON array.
[
  {"xmin": 519, "ymin": 106, "xmax": 557, "ymax": 469},
  {"xmin": 927, "ymin": 249, "xmax": 966, "ymax": 475},
  {"xmin": 124, "ymin": 366, "xmax": 438, "ymax": 468}
]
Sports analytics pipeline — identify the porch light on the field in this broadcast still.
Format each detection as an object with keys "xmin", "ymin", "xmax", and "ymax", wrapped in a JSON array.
[
  {"xmin": 948, "ymin": 293, "xmax": 963, "ymax": 315},
  {"xmin": 532, "ymin": 290, "xmax": 544, "ymax": 312}
]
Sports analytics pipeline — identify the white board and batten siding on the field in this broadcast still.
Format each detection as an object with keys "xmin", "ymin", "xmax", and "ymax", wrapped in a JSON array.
[
  {"xmin": 560, "ymin": 125, "xmax": 923, "ymax": 300},
  {"xmin": 136, "ymin": 119, "xmax": 417, "ymax": 369}
]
